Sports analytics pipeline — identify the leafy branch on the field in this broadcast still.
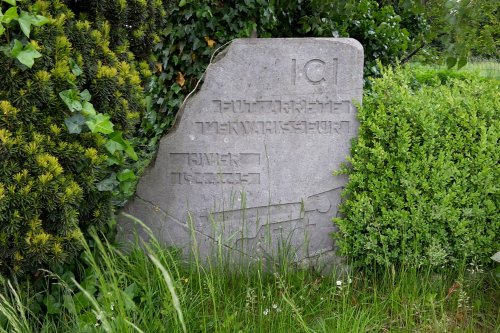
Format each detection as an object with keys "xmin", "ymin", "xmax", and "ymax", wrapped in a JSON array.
[{"xmin": 0, "ymin": 0, "xmax": 48, "ymax": 67}]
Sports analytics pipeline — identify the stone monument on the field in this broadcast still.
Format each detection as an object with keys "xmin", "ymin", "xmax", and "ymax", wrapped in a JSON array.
[{"xmin": 120, "ymin": 38, "xmax": 363, "ymax": 269}]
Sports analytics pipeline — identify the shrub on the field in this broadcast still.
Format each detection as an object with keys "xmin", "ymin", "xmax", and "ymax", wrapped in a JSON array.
[
  {"xmin": 334, "ymin": 67, "xmax": 499, "ymax": 268},
  {"xmin": 143, "ymin": 0, "xmax": 276, "ymax": 146},
  {"xmin": 269, "ymin": 0, "xmax": 416, "ymax": 76},
  {"xmin": 144, "ymin": 0, "xmax": 418, "ymax": 145},
  {"xmin": 0, "ymin": 0, "xmax": 160, "ymax": 275}
]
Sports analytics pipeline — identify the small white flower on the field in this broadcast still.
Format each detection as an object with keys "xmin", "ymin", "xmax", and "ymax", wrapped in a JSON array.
[
  {"xmin": 272, "ymin": 304, "xmax": 278, "ymax": 309},
  {"xmin": 336, "ymin": 280, "xmax": 342, "ymax": 286},
  {"xmin": 320, "ymin": 297, "xmax": 324, "ymax": 301},
  {"xmin": 111, "ymin": 316, "xmax": 115, "ymax": 321},
  {"xmin": 348, "ymin": 278, "xmax": 352, "ymax": 284},
  {"xmin": 276, "ymin": 308, "xmax": 282, "ymax": 313},
  {"xmin": 263, "ymin": 308, "xmax": 269, "ymax": 316},
  {"xmin": 110, "ymin": 303, "xmax": 115, "ymax": 311}
]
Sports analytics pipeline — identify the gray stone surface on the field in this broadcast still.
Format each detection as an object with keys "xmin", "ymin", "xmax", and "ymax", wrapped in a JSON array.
[{"xmin": 119, "ymin": 38, "xmax": 363, "ymax": 269}]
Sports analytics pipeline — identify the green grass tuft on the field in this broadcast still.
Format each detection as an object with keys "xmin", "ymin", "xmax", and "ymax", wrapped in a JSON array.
[{"xmin": 1, "ymin": 225, "xmax": 498, "ymax": 332}]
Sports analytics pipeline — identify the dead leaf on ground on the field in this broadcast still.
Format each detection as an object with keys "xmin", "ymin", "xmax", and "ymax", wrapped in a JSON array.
[
  {"xmin": 204, "ymin": 36, "xmax": 216, "ymax": 48},
  {"xmin": 155, "ymin": 62, "xmax": 162, "ymax": 73},
  {"xmin": 176, "ymin": 72, "xmax": 185, "ymax": 87}
]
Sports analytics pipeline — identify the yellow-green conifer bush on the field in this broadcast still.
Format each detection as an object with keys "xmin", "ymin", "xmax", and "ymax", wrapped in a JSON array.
[{"xmin": 0, "ymin": 0, "xmax": 163, "ymax": 275}]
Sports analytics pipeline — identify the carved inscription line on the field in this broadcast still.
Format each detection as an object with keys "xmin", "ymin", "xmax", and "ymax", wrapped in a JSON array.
[
  {"xmin": 169, "ymin": 152, "xmax": 261, "ymax": 186},
  {"xmin": 195, "ymin": 120, "xmax": 350, "ymax": 135},
  {"xmin": 170, "ymin": 172, "xmax": 260, "ymax": 185},
  {"xmin": 292, "ymin": 58, "xmax": 338, "ymax": 85},
  {"xmin": 213, "ymin": 99, "xmax": 351, "ymax": 114},
  {"xmin": 170, "ymin": 152, "xmax": 260, "ymax": 167}
]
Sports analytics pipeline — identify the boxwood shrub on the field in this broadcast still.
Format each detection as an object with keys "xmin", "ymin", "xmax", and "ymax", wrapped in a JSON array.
[{"xmin": 334, "ymin": 67, "xmax": 499, "ymax": 268}]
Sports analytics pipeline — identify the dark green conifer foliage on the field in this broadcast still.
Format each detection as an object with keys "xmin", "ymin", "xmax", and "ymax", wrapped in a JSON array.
[{"xmin": 0, "ymin": 0, "xmax": 160, "ymax": 275}]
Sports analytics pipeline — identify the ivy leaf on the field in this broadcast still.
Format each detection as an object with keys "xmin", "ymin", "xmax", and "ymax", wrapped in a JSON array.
[
  {"xmin": 457, "ymin": 56, "xmax": 467, "ymax": 70},
  {"xmin": 117, "ymin": 169, "xmax": 136, "ymax": 182},
  {"xmin": 18, "ymin": 11, "xmax": 49, "ymax": 37},
  {"xmin": 96, "ymin": 173, "xmax": 119, "ymax": 192},
  {"xmin": 10, "ymin": 39, "xmax": 23, "ymax": 56},
  {"xmin": 179, "ymin": 0, "xmax": 187, "ymax": 7},
  {"xmin": 80, "ymin": 89, "xmax": 91, "ymax": 102},
  {"xmin": 4, "ymin": 0, "xmax": 16, "ymax": 5},
  {"xmin": 59, "ymin": 89, "xmax": 82, "ymax": 112},
  {"xmin": 171, "ymin": 83, "xmax": 182, "ymax": 94},
  {"xmin": 124, "ymin": 144, "xmax": 138, "ymax": 161},
  {"xmin": 0, "ymin": 23, "xmax": 4, "ymax": 36},
  {"xmin": 11, "ymin": 40, "xmax": 42, "ymax": 68},
  {"xmin": 14, "ymin": 43, "xmax": 42, "ymax": 68},
  {"xmin": 106, "ymin": 155, "xmax": 122, "ymax": 166},
  {"xmin": 72, "ymin": 291, "xmax": 92, "ymax": 314},
  {"xmin": 86, "ymin": 113, "xmax": 114, "ymax": 134},
  {"xmin": 105, "ymin": 131, "xmax": 137, "ymax": 160},
  {"xmin": 118, "ymin": 169, "xmax": 136, "ymax": 195},
  {"xmin": 62, "ymin": 295, "xmax": 76, "ymax": 315},
  {"xmin": 43, "ymin": 295, "xmax": 61, "ymax": 315},
  {"xmin": 64, "ymin": 113, "xmax": 86, "ymax": 134},
  {"xmin": 0, "ymin": 6, "xmax": 18, "ymax": 24},
  {"xmin": 105, "ymin": 131, "xmax": 126, "ymax": 154},
  {"xmin": 446, "ymin": 56, "xmax": 457, "ymax": 69},
  {"xmin": 105, "ymin": 139, "xmax": 124, "ymax": 155},
  {"xmin": 69, "ymin": 59, "xmax": 83, "ymax": 76},
  {"xmin": 122, "ymin": 283, "xmax": 138, "ymax": 310},
  {"xmin": 0, "ymin": 44, "xmax": 10, "ymax": 56},
  {"xmin": 81, "ymin": 101, "xmax": 96, "ymax": 117}
]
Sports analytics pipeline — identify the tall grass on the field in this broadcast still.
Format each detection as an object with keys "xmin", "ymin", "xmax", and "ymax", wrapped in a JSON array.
[{"xmin": 0, "ymin": 215, "xmax": 498, "ymax": 333}]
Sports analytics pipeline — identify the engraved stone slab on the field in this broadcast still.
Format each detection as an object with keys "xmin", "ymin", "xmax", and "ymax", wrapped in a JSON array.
[{"xmin": 120, "ymin": 38, "xmax": 363, "ymax": 269}]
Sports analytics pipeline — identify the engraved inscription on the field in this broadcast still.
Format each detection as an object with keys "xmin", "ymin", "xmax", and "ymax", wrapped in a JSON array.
[
  {"xmin": 304, "ymin": 59, "xmax": 326, "ymax": 84},
  {"xmin": 169, "ymin": 152, "xmax": 261, "ymax": 186},
  {"xmin": 292, "ymin": 58, "xmax": 338, "ymax": 85},
  {"xmin": 212, "ymin": 99, "xmax": 350, "ymax": 114},
  {"xmin": 197, "ymin": 188, "xmax": 342, "ymax": 255},
  {"xmin": 170, "ymin": 172, "xmax": 260, "ymax": 185},
  {"xmin": 170, "ymin": 152, "xmax": 260, "ymax": 167},
  {"xmin": 195, "ymin": 120, "xmax": 350, "ymax": 135}
]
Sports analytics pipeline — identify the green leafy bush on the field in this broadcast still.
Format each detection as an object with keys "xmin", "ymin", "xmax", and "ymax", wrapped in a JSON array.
[
  {"xmin": 0, "ymin": 0, "xmax": 161, "ymax": 275},
  {"xmin": 334, "ymin": 67, "xmax": 499, "ymax": 268},
  {"xmin": 144, "ymin": 0, "xmax": 276, "ymax": 146},
  {"xmin": 144, "ymin": 0, "xmax": 418, "ymax": 146},
  {"xmin": 269, "ymin": 0, "xmax": 416, "ymax": 76}
]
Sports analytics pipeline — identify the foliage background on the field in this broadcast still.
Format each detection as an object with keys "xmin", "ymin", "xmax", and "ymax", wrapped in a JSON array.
[{"xmin": 0, "ymin": 0, "xmax": 498, "ymax": 275}]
